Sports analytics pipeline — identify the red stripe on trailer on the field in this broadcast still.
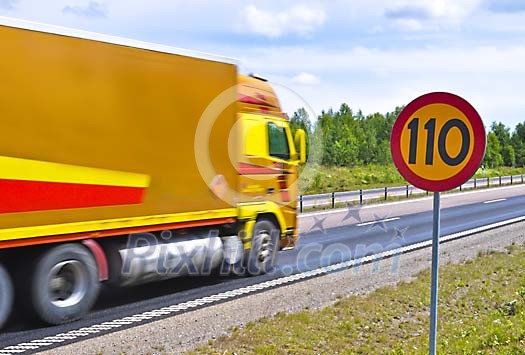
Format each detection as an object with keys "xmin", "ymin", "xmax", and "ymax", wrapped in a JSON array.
[{"xmin": 0, "ymin": 179, "xmax": 146, "ymax": 213}]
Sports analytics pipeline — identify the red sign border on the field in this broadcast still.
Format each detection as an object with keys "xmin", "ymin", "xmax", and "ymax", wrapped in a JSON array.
[{"xmin": 391, "ymin": 92, "xmax": 486, "ymax": 192}]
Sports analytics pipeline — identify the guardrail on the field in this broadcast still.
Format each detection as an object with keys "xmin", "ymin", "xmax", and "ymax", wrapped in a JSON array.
[{"xmin": 298, "ymin": 174, "xmax": 525, "ymax": 212}]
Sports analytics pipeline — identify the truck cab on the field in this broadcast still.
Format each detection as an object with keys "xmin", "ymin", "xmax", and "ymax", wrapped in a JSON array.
[{"xmin": 237, "ymin": 74, "xmax": 306, "ymax": 249}]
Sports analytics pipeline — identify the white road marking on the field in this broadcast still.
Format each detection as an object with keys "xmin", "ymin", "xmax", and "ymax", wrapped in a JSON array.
[
  {"xmin": 357, "ymin": 217, "xmax": 400, "ymax": 227},
  {"xmin": 483, "ymin": 198, "xmax": 507, "ymax": 204},
  {"xmin": 2, "ymin": 214, "xmax": 525, "ymax": 354},
  {"xmin": 299, "ymin": 209, "xmax": 342, "ymax": 218}
]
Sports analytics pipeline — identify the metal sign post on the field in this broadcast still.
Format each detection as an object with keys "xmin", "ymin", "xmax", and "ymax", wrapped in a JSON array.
[
  {"xmin": 390, "ymin": 92, "xmax": 486, "ymax": 354},
  {"xmin": 429, "ymin": 192, "xmax": 440, "ymax": 355}
]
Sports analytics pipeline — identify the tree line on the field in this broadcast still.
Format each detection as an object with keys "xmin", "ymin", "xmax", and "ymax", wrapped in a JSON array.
[{"xmin": 289, "ymin": 104, "xmax": 525, "ymax": 168}]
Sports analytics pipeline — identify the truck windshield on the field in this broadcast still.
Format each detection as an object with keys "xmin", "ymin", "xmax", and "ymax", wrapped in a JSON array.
[{"xmin": 268, "ymin": 122, "xmax": 290, "ymax": 160}]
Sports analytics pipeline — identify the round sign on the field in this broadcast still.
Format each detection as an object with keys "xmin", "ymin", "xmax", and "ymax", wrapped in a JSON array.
[{"xmin": 391, "ymin": 92, "xmax": 486, "ymax": 192}]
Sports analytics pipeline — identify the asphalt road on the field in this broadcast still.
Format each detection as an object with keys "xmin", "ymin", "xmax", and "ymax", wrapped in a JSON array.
[
  {"xmin": 1, "ymin": 184, "xmax": 525, "ymax": 353},
  {"xmin": 288, "ymin": 191, "xmax": 525, "ymax": 273}
]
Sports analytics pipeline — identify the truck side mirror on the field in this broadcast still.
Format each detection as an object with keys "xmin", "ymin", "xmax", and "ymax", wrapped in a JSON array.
[{"xmin": 294, "ymin": 129, "xmax": 306, "ymax": 164}]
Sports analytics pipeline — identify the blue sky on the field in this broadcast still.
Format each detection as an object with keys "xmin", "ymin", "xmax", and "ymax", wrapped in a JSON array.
[{"xmin": 2, "ymin": 0, "xmax": 525, "ymax": 129}]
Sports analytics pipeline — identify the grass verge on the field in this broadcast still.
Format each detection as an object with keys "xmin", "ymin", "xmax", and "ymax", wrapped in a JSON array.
[{"xmin": 191, "ymin": 243, "xmax": 525, "ymax": 354}]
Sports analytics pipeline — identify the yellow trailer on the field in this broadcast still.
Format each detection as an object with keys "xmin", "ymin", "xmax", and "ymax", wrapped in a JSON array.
[{"xmin": 0, "ymin": 17, "xmax": 305, "ymax": 328}]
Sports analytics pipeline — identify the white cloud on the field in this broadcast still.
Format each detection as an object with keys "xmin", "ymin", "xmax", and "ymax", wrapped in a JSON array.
[
  {"xmin": 239, "ymin": 45, "xmax": 525, "ymax": 76},
  {"xmin": 239, "ymin": 4, "xmax": 326, "ymax": 38},
  {"xmin": 235, "ymin": 44, "xmax": 525, "ymax": 127},
  {"xmin": 384, "ymin": 0, "xmax": 483, "ymax": 31},
  {"xmin": 292, "ymin": 72, "xmax": 320, "ymax": 85},
  {"xmin": 63, "ymin": 1, "xmax": 106, "ymax": 18},
  {"xmin": 0, "ymin": 0, "xmax": 17, "ymax": 10},
  {"xmin": 421, "ymin": 0, "xmax": 479, "ymax": 18},
  {"xmin": 393, "ymin": 18, "xmax": 423, "ymax": 31},
  {"xmin": 386, "ymin": 0, "xmax": 481, "ymax": 18}
]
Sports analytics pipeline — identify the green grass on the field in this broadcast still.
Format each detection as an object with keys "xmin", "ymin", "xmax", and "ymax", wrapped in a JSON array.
[
  {"xmin": 191, "ymin": 242, "xmax": 525, "ymax": 354},
  {"xmin": 299, "ymin": 165, "xmax": 525, "ymax": 195}
]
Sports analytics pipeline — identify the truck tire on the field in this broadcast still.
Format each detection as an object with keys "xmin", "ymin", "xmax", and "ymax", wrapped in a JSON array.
[
  {"xmin": 0, "ymin": 263, "xmax": 14, "ymax": 329},
  {"xmin": 29, "ymin": 244, "xmax": 100, "ymax": 325},
  {"xmin": 246, "ymin": 220, "xmax": 279, "ymax": 276}
]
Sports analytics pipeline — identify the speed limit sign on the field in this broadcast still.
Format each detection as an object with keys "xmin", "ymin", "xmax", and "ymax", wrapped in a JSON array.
[
  {"xmin": 391, "ymin": 92, "xmax": 486, "ymax": 192},
  {"xmin": 391, "ymin": 92, "xmax": 486, "ymax": 355}
]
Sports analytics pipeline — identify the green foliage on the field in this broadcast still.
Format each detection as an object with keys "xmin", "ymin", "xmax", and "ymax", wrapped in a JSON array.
[
  {"xmin": 289, "ymin": 105, "xmax": 525, "ymax": 194},
  {"xmin": 311, "ymin": 104, "xmax": 402, "ymax": 167},
  {"xmin": 289, "ymin": 107, "xmax": 312, "ymax": 135},
  {"xmin": 298, "ymin": 164, "xmax": 406, "ymax": 194},
  {"xmin": 482, "ymin": 120, "xmax": 525, "ymax": 168},
  {"xmin": 502, "ymin": 145, "xmax": 516, "ymax": 167},
  {"xmin": 291, "ymin": 102, "xmax": 525, "ymax": 170},
  {"xmin": 288, "ymin": 107, "xmax": 312, "ymax": 157},
  {"xmin": 491, "ymin": 122, "xmax": 511, "ymax": 146},
  {"xmin": 484, "ymin": 132, "xmax": 504, "ymax": 168},
  {"xmin": 512, "ymin": 122, "xmax": 525, "ymax": 167}
]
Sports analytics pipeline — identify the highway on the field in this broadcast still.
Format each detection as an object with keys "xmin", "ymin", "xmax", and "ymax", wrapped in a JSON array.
[
  {"xmin": 287, "ymin": 187, "xmax": 525, "ymax": 273},
  {"xmin": 1, "ymin": 184, "xmax": 525, "ymax": 354}
]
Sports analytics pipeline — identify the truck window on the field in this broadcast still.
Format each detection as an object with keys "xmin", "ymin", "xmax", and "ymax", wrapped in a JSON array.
[{"xmin": 268, "ymin": 122, "xmax": 290, "ymax": 160}]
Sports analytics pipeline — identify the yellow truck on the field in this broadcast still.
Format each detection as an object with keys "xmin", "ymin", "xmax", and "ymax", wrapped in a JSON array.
[{"xmin": 0, "ymin": 17, "xmax": 306, "ymax": 328}]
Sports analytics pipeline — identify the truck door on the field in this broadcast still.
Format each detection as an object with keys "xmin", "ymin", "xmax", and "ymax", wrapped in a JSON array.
[
  {"xmin": 239, "ymin": 115, "xmax": 299, "ymax": 232},
  {"xmin": 266, "ymin": 120, "xmax": 298, "ymax": 229}
]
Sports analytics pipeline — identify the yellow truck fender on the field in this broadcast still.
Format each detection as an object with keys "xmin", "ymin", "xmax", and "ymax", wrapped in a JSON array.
[{"xmin": 237, "ymin": 202, "xmax": 287, "ymax": 249}]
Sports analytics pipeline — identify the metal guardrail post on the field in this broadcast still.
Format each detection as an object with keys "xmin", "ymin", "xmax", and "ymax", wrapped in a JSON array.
[
  {"xmin": 511, "ymin": 175, "xmax": 513, "ymax": 184},
  {"xmin": 499, "ymin": 176, "xmax": 502, "ymax": 186},
  {"xmin": 331, "ymin": 192, "xmax": 335, "ymax": 209},
  {"xmin": 427, "ymin": 190, "xmax": 429, "ymax": 196},
  {"xmin": 359, "ymin": 189, "xmax": 363, "ymax": 205},
  {"xmin": 474, "ymin": 178, "xmax": 476, "ymax": 188},
  {"xmin": 384, "ymin": 187, "xmax": 387, "ymax": 200},
  {"xmin": 459, "ymin": 185, "xmax": 462, "ymax": 191},
  {"xmin": 487, "ymin": 178, "xmax": 490, "ymax": 187},
  {"xmin": 406, "ymin": 185, "xmax": 409, "ymax": 198},
  {"xmin": 299, "ymin": 195, "xmax": 303, "ymax": 213},
  {"xmin": 522, "ymin": 174, "xmax": 524, "ymax": 183}
]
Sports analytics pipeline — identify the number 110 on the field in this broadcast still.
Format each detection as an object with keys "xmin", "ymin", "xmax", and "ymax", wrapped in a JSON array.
[{"xmin": 407, "ymin": 118, "xmax": 470, "ymax": 167}]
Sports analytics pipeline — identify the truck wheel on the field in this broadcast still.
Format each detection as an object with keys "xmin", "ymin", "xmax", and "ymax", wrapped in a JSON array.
[
  {"xmin": 0, "ymin": 263, "xmax": 14, "ymax": 329},
  {"xmin": 246, "ymin": 220, "xmax": 279, "ymax": 276},
  {"xmin": 29, "ymin": 244, "xmax": 100, "ymax": 325}
]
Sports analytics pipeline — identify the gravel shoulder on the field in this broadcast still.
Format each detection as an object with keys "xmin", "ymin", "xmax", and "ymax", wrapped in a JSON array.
[{"xmin": 38, "ymin": 221, "xmax": 525, "ymax": 355}]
